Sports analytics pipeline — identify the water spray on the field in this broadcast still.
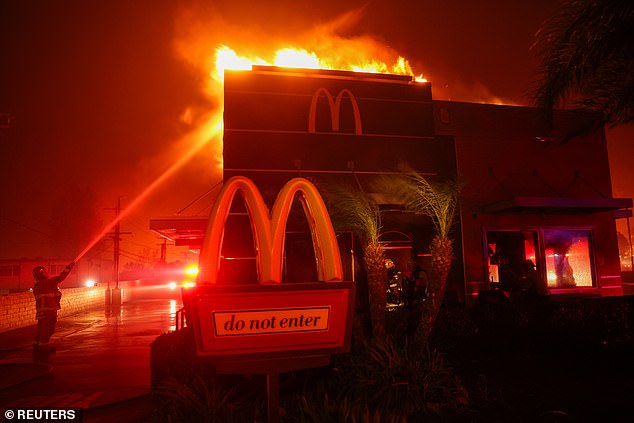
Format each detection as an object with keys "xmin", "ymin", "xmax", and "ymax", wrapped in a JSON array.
[{"xmin": 73, "ymin": 116, "xmax": 222, "ymax": 264}]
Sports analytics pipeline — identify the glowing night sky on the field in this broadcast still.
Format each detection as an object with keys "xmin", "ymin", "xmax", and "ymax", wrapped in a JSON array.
[{"xmin": 1, "ymin": 0, "xmax": 632, "ymax": 262}]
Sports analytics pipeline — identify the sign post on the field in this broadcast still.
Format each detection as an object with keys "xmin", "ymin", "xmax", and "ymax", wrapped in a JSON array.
[{"xmin": 185, "ymin": 176, "xmax": 354, "ymax": 421}]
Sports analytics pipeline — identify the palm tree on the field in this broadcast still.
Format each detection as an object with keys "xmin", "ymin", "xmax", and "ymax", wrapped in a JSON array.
[
  {"xmin": 324, "ymin": 184, "xmax": 387, "ymax": 342},
  {"xmin": 386, "ymin": 172, "xmax": 461, "ymax": 344},
  {"xmin": 532, "ymin": 0, "xmax": 634, "ymax": 127}
]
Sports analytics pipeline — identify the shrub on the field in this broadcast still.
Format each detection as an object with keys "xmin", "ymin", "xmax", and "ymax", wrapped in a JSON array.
[
  {"xmin": 150, "ymin": 327, "xmax": 197, "ymax": 388},
  {"xmin": 153, "ymin": 375, "xmax": 257, "ymax": 423},
  {"xmin": 150, "ymin": 326, "xmax": 470, "ymax": 421},
  {"xmin": 150, "ymin": 328, "xmax": 265, "ymax": 422},
  {"xmin": 283, "ymin": 339, "xmax": 469, "ymax": 422}
]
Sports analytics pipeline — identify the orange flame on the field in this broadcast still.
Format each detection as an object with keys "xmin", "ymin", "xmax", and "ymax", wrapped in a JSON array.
[
  {"xmin": 213, "ymin": 45, "xmax": 426, "ymax": 83},
  {"xmin": 185, "ymin": 43, "xmax": 427, "ymax": 203}
]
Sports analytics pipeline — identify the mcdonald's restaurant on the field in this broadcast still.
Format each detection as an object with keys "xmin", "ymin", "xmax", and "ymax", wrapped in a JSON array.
[{"xmin": 150, "ymin": 66, "xmax": 632, "ymax": 307}]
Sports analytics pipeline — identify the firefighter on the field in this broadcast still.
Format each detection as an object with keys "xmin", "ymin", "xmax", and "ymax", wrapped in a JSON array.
[{"xmin": 32, "ymin": 261, "xmax": 75, "ymax": 348}]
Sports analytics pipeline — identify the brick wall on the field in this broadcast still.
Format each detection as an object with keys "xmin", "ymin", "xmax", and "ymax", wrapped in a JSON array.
[
  {"xmin": 0, "ymin": 284, "xmax": 131, "ymax": 333},
  {"xmin": 0, "ymin": 291, "xmax": 38, "ymax": 332}
]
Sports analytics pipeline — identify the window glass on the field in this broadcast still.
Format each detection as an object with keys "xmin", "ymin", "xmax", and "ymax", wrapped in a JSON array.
[
  {"xmin": 543, "ymin": 229, "xmax": 593, "ymax": 288},
  {"xmin": 487, "ymin": 230, "xmax": 538, "ymax": 292}
]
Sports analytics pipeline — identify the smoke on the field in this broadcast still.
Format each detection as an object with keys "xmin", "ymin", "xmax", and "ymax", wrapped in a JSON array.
[
  {"xmin": 155, "ymin": 3, "xmax": 428, "ymax": 218},
  {"xmin": 133, "ymin": 1, "xmax": 520, "ymax": 223},
  {"xmin": 431, "ymin": 79, "xmax": 522, "ymax": 106},
  {"xmin": 0, "ymin": 0, "xmax": 556, "ymax": 263},
  {"xmin": 171, "ymin": 2, "xmax": 424, "ymax": 85},
  {"xmin": 152, "ymin": 1, "xmax": 516, "ymax": 227}
]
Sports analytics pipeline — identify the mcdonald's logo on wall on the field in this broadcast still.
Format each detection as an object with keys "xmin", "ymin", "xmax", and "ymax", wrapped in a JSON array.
[
  {"xmin": 185, "ymin": 176, "xmax": 354, "ymax": 364},
  {"xmin": 308, "ymin": 88, "xmax": 363, "ymax": 135}
]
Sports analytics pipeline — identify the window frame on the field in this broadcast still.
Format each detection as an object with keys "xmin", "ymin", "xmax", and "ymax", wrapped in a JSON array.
[{"xmin": 483, "ymin": 225, "xmax": 598, "ymax": 293}]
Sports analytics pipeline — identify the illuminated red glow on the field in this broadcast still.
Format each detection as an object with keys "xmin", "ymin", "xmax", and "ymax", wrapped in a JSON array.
[
  {"xmin": 545, "ymin": 238, "xmax": 593, "ymax": 288},
  {"xmin": 76, "ymin": 41, "xmax": 419, "ymax": 264},
  {"xmin": 75, "ymin": 116, "xmax": 223, "ymax": 263}
]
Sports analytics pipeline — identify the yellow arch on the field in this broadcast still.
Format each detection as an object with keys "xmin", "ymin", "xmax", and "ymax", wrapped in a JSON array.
[
  {"xmin": 197, "ymin": 177, "xmax": 272, "ymax": 285},
  {"xmin": 198, "ymin": 176, "xmax": 343, "ymax": 284},
  {"xmin": 308, "ymin": 88, "xmax": 363, "ymax": 135}
]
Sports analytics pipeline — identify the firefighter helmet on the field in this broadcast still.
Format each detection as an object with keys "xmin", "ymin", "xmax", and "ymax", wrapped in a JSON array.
[{"xmin": 32, "ymin": 265, "xmax": 48, "ymax": 279}]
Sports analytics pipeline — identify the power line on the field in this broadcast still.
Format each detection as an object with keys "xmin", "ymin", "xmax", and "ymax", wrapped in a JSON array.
[
  {"xmin": 0, "ymin": 215, "xmax": 52, "ymax": 238},
  {"xmin": 176, "ymin": 179, "xmax": 222, "ymax": 215}
]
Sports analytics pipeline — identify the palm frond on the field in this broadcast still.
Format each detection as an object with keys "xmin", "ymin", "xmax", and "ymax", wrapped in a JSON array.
[
  {"xmin": 323, "ymin": 183, "xmax": 382, "ymax": 244},
  {"xmin": 380, "ymin": 172, "xmax": 461, "ymax": 240},
  {"xmin": 532, "ymin": 0, "xmax": 634, "ymax": 126}
]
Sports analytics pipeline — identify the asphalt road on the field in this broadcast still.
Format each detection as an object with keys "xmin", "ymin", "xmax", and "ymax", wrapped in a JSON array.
[{"xmin": 0, "ymin": 289, "xmax": 182, "ymax": 422}]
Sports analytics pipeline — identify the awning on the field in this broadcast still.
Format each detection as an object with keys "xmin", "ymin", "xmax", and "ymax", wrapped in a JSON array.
[
  {"xmin": 149, "ymin": 216, "xmax": 208, "ymax": 248},
  {"xmin": 484, "ymin": 196, "xmax": 633, "ymax": 214}
]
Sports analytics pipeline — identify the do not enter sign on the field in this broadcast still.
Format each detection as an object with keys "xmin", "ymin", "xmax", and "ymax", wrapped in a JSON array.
[
  {"xmin": 214, "ymin": 307, "xmax": 330, "ymax": 336},
  {"xmin": 185, "ymin": 284, "xmax": 353, "ymax": 358}
]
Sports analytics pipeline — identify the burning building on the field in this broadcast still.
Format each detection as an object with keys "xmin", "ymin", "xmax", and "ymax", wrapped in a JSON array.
[{"xmin": 151, "ymin": 65, "xmax": 631, "ymax": 305}]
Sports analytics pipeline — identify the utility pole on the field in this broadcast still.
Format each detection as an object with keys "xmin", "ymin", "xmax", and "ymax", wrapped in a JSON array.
[
  {"xmin": 626, "ymin": 213, "xmax": 633, "ymax": 270},
  {"xmin": 159, "ymin": 238, "xmax": 167, "ymax": 264},
  {"xmin": 106, "ymin": 197, "xmax": 131, "ymax": 308},
  {"xmin": 114, "ymin": 197, "xmax": 121, "ymax": 289}
]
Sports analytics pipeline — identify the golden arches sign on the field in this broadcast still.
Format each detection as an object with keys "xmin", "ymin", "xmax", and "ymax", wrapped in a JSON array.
[
  {"xmin": 198, "ymin": 176, "xmax": 343, "ymax": 284},
  {"xmin": 308, "ymin": 88, "xmax": 363, "ymax": 135}
]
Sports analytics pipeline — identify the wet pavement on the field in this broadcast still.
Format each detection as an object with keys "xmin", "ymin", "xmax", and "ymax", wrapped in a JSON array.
[{"xmin": 0, "ymin": 290, "xmax": 182, "ymax": 422}]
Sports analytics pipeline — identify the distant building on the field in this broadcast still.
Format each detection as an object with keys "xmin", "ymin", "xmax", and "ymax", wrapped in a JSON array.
[
  {"xmin": 150, "ymin": 67, "xmax": 631, "ymax": 305},
  {"xmin": 0, "ymin": 257, "xmax": 110, "ymax": 292}
]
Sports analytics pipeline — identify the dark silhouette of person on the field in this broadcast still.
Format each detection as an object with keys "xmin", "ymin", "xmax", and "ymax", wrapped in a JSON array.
[
  {"xmin": 32, "ymin": 261, "xmax": 75, "ymax": 349},
  {"xmin": 404, "ymin": 263, "xmax": 428, "ymax": 342},
  {"xmin": 552, "ymin": 243, "xmax": 576, "ymax": 287},
  {"xmin": 519, "ymin": 260, "xmax": 549, "ymax": 301},
  {"xmin": 498, "ymin": 255, "xmax": 521, "ymax": 294}
]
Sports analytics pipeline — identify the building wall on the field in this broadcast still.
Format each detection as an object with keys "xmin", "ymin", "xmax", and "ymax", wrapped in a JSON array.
[
  {"xmin": 223, "ymin": 68, "xmax": 451, "ymax": 185},
  {"xmin": 206, "ymin": 68, "xmax": 627, "ymax": 304},
  {"xmin": 435, "ymin": 101, "xmax": 626, "ymax": 302},
  {"xmin": 220, "ymin": 68, "xmax": 455, "ymax": 284}
]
